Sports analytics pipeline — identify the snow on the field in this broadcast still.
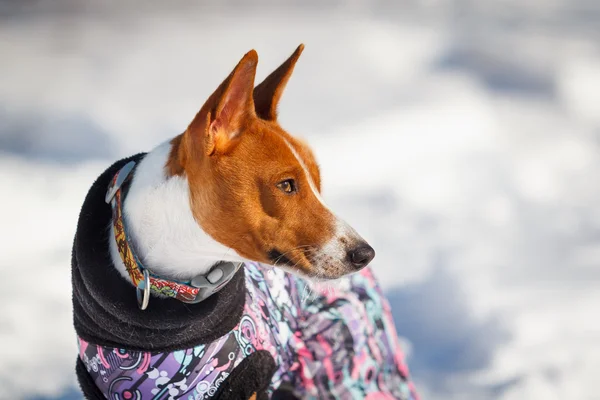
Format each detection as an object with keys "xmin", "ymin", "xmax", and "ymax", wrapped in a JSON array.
[{"xmin": 1, "ymin": 2, "xmax": 599, "ymax": 399}]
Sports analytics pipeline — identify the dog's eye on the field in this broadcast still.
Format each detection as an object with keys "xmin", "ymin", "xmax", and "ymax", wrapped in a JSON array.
[{"xmin": 276, "ymin": 179, "xmax": 297, "ymax": 194}]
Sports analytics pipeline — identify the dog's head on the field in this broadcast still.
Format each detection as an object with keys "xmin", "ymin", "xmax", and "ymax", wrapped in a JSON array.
[{"xmin": 167, "ymin": 45, "xmax": 374, "ymax": 279}]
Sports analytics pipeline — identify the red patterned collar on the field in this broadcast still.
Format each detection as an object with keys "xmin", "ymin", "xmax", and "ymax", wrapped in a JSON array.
[{"xmin": 105, "ymin": 161, "xmax": 243, "ymax": 310}]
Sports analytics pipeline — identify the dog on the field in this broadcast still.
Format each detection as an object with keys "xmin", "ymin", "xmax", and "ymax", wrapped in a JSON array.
[{"xmin": 71, "ymin": 45, "xmax": 418, "ymax": 399}]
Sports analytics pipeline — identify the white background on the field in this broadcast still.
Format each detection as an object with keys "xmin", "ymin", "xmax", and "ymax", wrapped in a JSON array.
[{"xmin": 1, "ymin": 1, "xmax": 599, "ymax": 399}]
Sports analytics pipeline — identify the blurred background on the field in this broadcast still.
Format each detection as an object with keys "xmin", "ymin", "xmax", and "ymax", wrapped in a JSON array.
[{"xmin": 1, "ymin": 1, "xmax": 599, "ymax": 399}]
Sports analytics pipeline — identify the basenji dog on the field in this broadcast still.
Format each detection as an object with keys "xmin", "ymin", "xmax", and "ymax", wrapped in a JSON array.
[{"xmin": 72, "ymin": 45, "xmax": 418, "ymax": 400}]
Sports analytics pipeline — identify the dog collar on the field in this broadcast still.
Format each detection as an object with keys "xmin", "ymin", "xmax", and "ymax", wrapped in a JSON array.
[{"xmin": 105, "ymin": 161, "xmax": 243, "ymax": 310}]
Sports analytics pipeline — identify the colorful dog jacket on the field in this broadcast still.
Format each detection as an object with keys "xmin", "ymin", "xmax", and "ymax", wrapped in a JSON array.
[{"xmin": 78, "ymin": 262, "xmax": 418, "ymax": 399}]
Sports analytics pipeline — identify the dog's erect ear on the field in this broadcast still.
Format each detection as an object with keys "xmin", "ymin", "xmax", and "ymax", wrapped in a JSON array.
[
  {"xmin": 187, "ymin": 50, "xmax": 258, "ymax": 156},
  {"xmin": 253, "ymin": 44, "xmax": 304, "ymax": 121}
]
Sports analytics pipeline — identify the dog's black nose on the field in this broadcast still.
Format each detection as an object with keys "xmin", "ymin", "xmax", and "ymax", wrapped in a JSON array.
[{"xmin": 348, "ymin": 244, "xmax": 375, "ymax": 269}]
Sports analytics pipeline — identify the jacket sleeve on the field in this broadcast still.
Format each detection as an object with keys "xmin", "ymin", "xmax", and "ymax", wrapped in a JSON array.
[{"xmin": 214, "ymin": 350, "xmax": 277, "ymax": 400}]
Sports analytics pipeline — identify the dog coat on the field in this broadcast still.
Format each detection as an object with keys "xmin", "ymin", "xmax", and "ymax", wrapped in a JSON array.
[
  {"xmin": 78, "ymin": 262, "xmax": 418, "ymax": 399},
  {"xmin": 73, "ymin": 155, "xmax": 418, "ymax": 400}
]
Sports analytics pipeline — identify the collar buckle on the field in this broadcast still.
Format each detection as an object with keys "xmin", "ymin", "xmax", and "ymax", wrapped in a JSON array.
[{"xmin": 189, "ymin": 262, "xmax": 243, "ymax": 303}]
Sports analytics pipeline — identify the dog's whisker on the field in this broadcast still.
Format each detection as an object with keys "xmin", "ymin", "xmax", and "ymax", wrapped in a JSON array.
[{"xmin": 272, "ymin": 245, "xmax": 316, "ymax": 267}]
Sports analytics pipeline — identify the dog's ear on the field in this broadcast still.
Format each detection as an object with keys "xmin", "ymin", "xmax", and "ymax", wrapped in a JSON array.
[
  {"xmin": 253, "ymin": 44, "xmax": 304, "ymax": 121},
  {"xmin": 186, "ymin": 50, "xmax": 258, "ymax": 156}
]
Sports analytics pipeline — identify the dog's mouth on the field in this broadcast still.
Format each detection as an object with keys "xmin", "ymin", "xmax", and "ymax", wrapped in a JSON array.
[
  {"xmin": 267, "ymin": 249, "xmax": 294, "ymax": 267},
  {"xmin": 265, "ymin": 241, "xmax": 375, "ymax": 280},
  {"xmin": 265, "ymin": 247, "xmax": 346, "ymax": 280}
]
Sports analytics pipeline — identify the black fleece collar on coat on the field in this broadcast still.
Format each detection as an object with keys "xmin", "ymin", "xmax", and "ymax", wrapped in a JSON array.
[{"xmin": 71, "ymin": 154, "xmax": 246, "ymax": 352}]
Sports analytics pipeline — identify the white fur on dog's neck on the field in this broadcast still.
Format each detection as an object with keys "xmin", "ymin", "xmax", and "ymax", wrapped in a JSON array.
[{"xmin": 108, "ymin": 140, "xmax": 246, "ymax": 284}]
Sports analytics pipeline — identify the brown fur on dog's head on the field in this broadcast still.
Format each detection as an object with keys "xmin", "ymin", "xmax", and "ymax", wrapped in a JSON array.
[{"xmin": 167, "ymin": 45, "xmax": 374, "ymax": 279}]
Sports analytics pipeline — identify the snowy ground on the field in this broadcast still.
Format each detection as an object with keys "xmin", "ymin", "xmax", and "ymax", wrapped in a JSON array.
[{"xmin": 1, "ymin": 2, "xmax": 600, "ymax": 399}]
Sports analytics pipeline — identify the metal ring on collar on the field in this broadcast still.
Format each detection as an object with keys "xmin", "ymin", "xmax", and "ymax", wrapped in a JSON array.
[
  {"xmin": 105, "ymin": 160, "xmax": 136, "ymax": 204},
  {"xmin": 136, "ymin": 269, "xmax": 150, "ymax": 310}
]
